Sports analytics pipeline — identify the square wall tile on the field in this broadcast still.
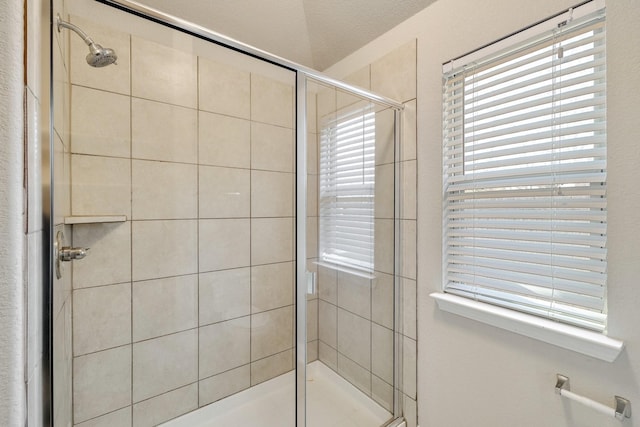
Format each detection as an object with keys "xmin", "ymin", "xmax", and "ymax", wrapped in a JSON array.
[
  {"xmin": 133, "ymin": 329, "xmax": 198, "ymax": 402},
  {"xmin": 132, "ymin": 275, "xmax": 198, "ymax": 342},
  {"xmin": 401, "ymin": 99, "xmax": 417, "ymax": 161},
  {"xmin": 199, "ymin": 57, "xmax": 250, "ymax": 119},
  {"xmin": 73, "ymin": 283, "xmax": 131, "ymax": 356},
  {"xmin": 307, "ymin": 340, "xmax": 318, "ymax": 363},
  {"xmin": 132, "ymin": 97, "xmax": 197, "ymax": 164},
  {"xmin": 318, "ymin": 341, "xmax": 337, "ymax": 372},
  {"xmin": 375, "ymin": 163, "xmax": 394, "ymax": 219},
  {"xmin": 336, "ymin": 90, "xmax": 364, "ymax": 112},
  {"xmin": 72, "ymin": 222, "xmax": 131, "ymax": 289},
  {"xmin": 306, "ymin": 217, "xmax": 318, "ymax": 259},
  {"xmin": 337, "ymin": 353, "xmax": 371, "ymax": 396},
  {"xmin": 69, "ymin": 15, "xmax": 131, "ymax": 95},
  {"xmin": 402, "ymin": 278, "xmax": 417, "ymax": 340},
  {"xmin": 306, "ymin": 298, "xmax": 318, "ymax": 342},
  {"xmin": 132, "ymin": 160, "xmax": 197, "ymax": 220},
  {"xmin": 251, "ymin": 170, "xmax": 293, "ymax": 218},
  {"xmin": 199, "ymin": 219, "xmax": 250, "ymax": 271},
  {"xmin": 199, "ymin": 268, "xmax": 251, "ymax": 325},
  {"xmin": 307, "ymin": 174, "xmax": 318, "ymax": 216},
  {"xmin": 372, "ymin": 272, "xmax": 394, "ymax": 330},
  {"xmin": 251, "ymin": 74, "xmax": 293, "ymax": 128},
  {"xmin": 251, "ymin": 262, "xmax": 293, "ymax": 313},
  {"xmin": 199, "ymin": 111, "xmax": 250, "ymax": 169},
  {"xmin": 375, "ymin": 108, "xmax": 395, "ymax": 166},
  {"xmin": 307, "ymin": 133, "xmax": 318, "ymax": 175},
  {"xmin": 75, "ymin": 407, "xmax": 131, "ymax": 427},
  {"xmin": 316, "ymin": 86, "xmax": 336, "ymax": 120},
  {"xmin": 73, "ymin": 345, "xmax": 131, "ymax": 423},
  {"xmin": 132, "ymin": 36, "xmax": 197, "ymax": 108},
  {"xmin": 337, "ymin": 309, "xmax": 371, "ymax": 369},
  {"xmin": 251, "ymin": 305, "xmax": 293, "ymax": 361},
  {"xmin": 403, "ymin": 395, "xmax": 418, "ymax": 427},
  {"xmin": 132, "ymin": 384, "xmax": 197, "ymax": 427},
  {"xmin": 53, "ymin": 137, "xmax": 70, "ymax": 225},
  {"xmin": 374, "ymin": 219, "xmax": 394, "ymax": 275},
  {"xmin": 306, "ymin": 91, "xmax": 317, "ymax": 134},
  {"xmin": 71, "ymin": 85, "xmax": 130, "ymax": 158},
  {"xmin": 199, "ymin": 365, "xmax": 250, "ymax": 406},
  {"xmin": 251, "ymin": 122, "xmax": 294, "ymax": 173},
  {"xmin": 337, "ymin": 271, "xmax": 371, "ymax": 320},
  {"xmin": 52, "ymin": 301, "xmax": 72, "ymax": 427},
  {"xmin": 318, "ymin": 300, "xmax": 337, "ymax": 348},
  {"xmin": 400, "ymin": 160, "xmax": 417, "ymax": 220},
  {"xmin": 251, "ymin": 349, "xmax": 293, "ymax": 385},
  {"xmin": 318, "ymin": 265, "xmax": 337, "ymax": 304},
  {"xmin": 132, "ymin": 220, "xmax": 198, "ymax": 281},
  {"xmin": 371, "ymin": 40, "xmax": 417, "ymax": 103},
  {"xmin": 199, "ymin": 166, "xmax": 250, "ymax": 218},
  {"xmin": 372, "ymin": 375, "xmax": 393, "ymax": 412},
  {"xmin": 52, "ymin": 38, "xmax": 67, "ymax": 146},
  {"xmin": 251, "ymin": 218, "xmax": 293, "ymax": 265},
  {"xmin": 200, "ymin": 317, "xmax": 250, "ymax": 378},
  {"xmin": 371, "ymin": 323, "xmax": 393, "ymax": 384},
  {"xmin": 400, "ymin": 220, "xmax": 417, "ymax": 280},
  {"xmin": 402, "ymin": 336, "xmax": 417, "ymax": 399},
  {"xmin": 71, "ymin": 154, "xmax": 131, "ymax": 217}
]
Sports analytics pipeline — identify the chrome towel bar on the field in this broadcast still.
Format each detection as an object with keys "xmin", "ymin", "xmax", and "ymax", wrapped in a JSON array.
[{"xmin": 555, "ymin": 374, "xmax": 631, "ymax": 421}]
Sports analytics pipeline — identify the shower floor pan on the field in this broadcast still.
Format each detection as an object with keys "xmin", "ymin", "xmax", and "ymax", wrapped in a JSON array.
[{"xmin": 161, "ymin": 360, "xmax": 391, "ymax": 427}]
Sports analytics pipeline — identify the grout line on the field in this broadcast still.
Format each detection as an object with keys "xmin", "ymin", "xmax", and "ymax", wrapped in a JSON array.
[
  {"xmin": 249, "ymin": 71, "xmax": 253, "ymax": 380},
  {"xmin": 74, "ymin": 404, "xmax": 131, "ymax": 426},
  {"xmin": 128, "ymin": 31, "xmax": 134, "ymax": 413},
  {"xmin": 196, "ymin": 53, "xmax": 201, "ymax": 409}
]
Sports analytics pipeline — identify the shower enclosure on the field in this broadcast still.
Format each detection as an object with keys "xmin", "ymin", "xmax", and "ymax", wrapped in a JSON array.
[{"xmin": 48, "ymin": 1, "xmax": 404, "ymax": 426}]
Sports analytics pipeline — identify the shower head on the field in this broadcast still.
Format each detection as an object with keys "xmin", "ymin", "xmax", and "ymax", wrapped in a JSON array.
[
  {"xmin": 56, "ymin": 15, "xmax": 118, "ymax": 67},
  {"xmin": 85, "ymin": 43, "xmax": 118, "ymax": 68}
]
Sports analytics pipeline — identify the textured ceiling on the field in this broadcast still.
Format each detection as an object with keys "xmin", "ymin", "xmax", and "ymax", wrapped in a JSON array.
[{"xmin": 134, "ymin": 0, "xmax": 436, "ymax": 69}]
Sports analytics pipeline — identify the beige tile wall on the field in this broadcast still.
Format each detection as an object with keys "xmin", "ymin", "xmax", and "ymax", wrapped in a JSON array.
[
  {"xmin": 68, "ymin": 16, "xmax": 296, "ymax": 426},
  {"xmin": 315, "ymin": 40, "xmax": 417, "ymax": 418}
]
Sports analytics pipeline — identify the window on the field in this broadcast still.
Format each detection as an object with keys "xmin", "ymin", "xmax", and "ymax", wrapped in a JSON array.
[
  {"xmin": 319, "ymin": 104, "xmax": 375, "ymax": 273},
  {"xmin": 442, "ymin": 7, "xmax": 607, "ymax": 331}
]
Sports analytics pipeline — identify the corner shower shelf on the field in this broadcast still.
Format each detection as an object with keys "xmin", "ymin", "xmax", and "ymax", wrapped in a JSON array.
[{"xmin": 64, "ymin": 215, "xmax": 127, "ymax": 225}]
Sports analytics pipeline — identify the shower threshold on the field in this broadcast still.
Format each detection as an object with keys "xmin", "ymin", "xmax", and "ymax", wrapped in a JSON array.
[{"xmin": 161, "ymin": 360, "xmax": 392, "ymax": 427}]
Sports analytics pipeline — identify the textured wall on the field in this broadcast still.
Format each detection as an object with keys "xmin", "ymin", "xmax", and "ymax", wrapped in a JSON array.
[{"xmin": 0, "ymin": 0, "xmax": 25, "ymax": 425}]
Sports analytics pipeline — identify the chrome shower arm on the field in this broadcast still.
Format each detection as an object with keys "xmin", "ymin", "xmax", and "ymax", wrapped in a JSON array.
[{"xmin": 57, "ymin": 15, "xmax": 95, "ymax": 46}]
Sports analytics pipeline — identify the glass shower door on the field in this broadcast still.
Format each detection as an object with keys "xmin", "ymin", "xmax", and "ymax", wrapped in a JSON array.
[
  {"xmin": 52, "ymin": 2, "xmax": 297, "ymax": 425},
  {"xmin": 299, "ymin": 76, "xmax": 401, "ymax": 427}
]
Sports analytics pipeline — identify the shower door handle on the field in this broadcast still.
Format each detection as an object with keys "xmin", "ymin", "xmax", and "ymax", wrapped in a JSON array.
[
  {"xmin": 59, "ymin": 246, "xmax": 90, "ymax": 261},
  {"xmin": 55, "ymin": 230, "xmax": 89, "ymax": 279},
  {"xmin": 306, "ymin": 271, "xmax": 317, "ymax": 295}
]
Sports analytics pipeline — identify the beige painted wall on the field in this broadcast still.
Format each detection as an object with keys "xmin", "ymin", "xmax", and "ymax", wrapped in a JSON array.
[{"xmin": 326, "ymin": 0, "xmax": 640, "ymax": 426}]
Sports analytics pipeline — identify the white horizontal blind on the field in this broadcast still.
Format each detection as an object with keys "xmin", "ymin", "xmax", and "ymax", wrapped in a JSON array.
[
  {"xmin": 443, "ymin": 9, "xmax": 607, "ymax": 331},
  {"xmin": 319, "ymin": 104, "xmax": 375, "ymax": 272}
]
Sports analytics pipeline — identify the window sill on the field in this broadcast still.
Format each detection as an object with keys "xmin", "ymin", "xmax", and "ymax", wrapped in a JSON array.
[
  {"xmin": 430, "ymin": 292, "xmax": 624, "ymax": 362},
  {"xmin": 314, "ymin": 261, "xmax": 376, "ymax": 279}
]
